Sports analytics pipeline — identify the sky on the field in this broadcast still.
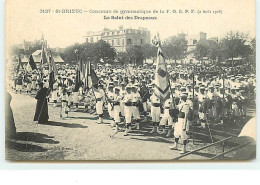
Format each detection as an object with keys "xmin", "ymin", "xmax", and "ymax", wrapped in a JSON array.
[{"xmin": 6, "ymin": 0, "xmax": 255, "ymax": 49}]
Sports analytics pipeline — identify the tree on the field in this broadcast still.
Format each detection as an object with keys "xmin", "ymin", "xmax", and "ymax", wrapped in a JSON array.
[
  {"xmin": 116, "ymin": 52, "xmax": 129, "ymax": 64},
  {"xmin": 93, "ymin": 40, "xmax": 117, "ymax": 64},
  {"xmin": 141, "ymin": 44, "xmax": 157, "ymax": 61},
  {"xmin": 60, "ymin": 41, "xmax": 116, "ymax": 64},
  {"xmin": 220, "ymin": 31, "xmax": 252, "ymax": 67},
  {"xmin": 127, "ymin": 45, "xmax": 145, "ymax": 65},
  {"xmin": 163, "ymin": 34, "xmax": 188, "ymax": 64},
  {"xmin": 194, "ymin": 39, "xmax": 209, "ymax": 63}
]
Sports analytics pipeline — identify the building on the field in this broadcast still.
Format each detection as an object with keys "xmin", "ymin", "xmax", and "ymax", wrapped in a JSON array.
[{"xmin": 84, "ymin": 26, "xmax": 151, "ymax": 52}]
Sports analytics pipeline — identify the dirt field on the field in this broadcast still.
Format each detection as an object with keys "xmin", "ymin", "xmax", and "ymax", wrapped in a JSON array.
[{"xmin": 5, "ymin": 90, "xmax": 255, "ymax": 161}]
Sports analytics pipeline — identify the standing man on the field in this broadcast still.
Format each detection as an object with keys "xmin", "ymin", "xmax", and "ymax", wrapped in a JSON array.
[
  {"xmin": 123, "ymin": 85, "xmax": 133, "ymax": 136},
  {"xmin": 33, "ymin": 82, "xmax": 49, "ymax": 124},
  {"xmin": 94, "ymin": 84, "xmax": 105, "ymax": 124},
  {"xmin": 169, "ymin": 93, "xmax": 191, "ymax": 154}
]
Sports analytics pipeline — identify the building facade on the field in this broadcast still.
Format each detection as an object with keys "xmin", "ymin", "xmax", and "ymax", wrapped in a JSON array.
[{"xmin": 84, "ymin": 26, "xmax": 150, "ymax": 52}]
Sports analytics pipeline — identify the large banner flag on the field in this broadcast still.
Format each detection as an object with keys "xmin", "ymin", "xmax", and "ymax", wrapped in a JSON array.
[
  {"xmin": 48, "ymin": 51, "xmax": 57, "ymax": 90},
  {"xmin": 26, "ymin": 55, "xmax": 37, "ymax": 72},
  {"xmin": 40, "ymin": 36, "xmax": 48, "ymax": 79},
  {"xmin": 84, "ymin": 61, "xmax": 99, "ymax": 89},
  {"xmin": 153, "ymin": 43, "xmax": 170, "ymax": 102}
]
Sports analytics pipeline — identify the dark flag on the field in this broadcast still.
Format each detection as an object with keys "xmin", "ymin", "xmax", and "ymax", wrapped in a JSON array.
[
  {"xmin": 48, "ymin": 51, "xmax": 57, "ymax": 90},
  {"xmin": 26, "ymin": 55, "xmax": 37, "ymax": 72},
  {"xmin": 16, "ymin": 55, "xmax": 23, "ymax": 73},
  {"xmin": 85, "ymin": 61, "xmax": 98, "ymax": 88}
]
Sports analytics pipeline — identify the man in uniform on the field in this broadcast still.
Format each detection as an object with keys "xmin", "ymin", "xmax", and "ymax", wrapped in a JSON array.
[
  {"xmin": 159, "ymin": 95, "xmax": 174, "ymax": 136},
  {"xmin": 122, "ymin": 85, "xmax": 133, "ymax": 136},
  {"xmin": 113, "ymin": 87, "xmax": 121, "ymax": 133},
  {"xmin": 198, "ymin": 86, "xmax": 208, "ymax": 128},
  {"xmin": 149, "ymin": 89, "xmax": 161, "ymax": 134},
  {"xmin": 169, "ymin": 93, "xmax": 191, "ymax": 154},
  {"xmin": 131, "ymin": 85, "xmax": 141, "ymax": 130},
  {"xmin": 94, "ymin": 84, "xmax": 105, "ymax": 124}
]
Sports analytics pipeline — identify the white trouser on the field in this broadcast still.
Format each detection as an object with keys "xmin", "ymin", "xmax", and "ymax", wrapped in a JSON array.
[
  {"xmin": 124, "ymin": 105, "xmax": 133, "ymax": 124},
  {"xmin": 132, "ymin": 105, "xmax": 140, "ymax": 119},
  {"xmin": 108, "ymin": 103, "xmax": 114, "ymax": 118},
  {"xmin": 174, "ymin": 118, "xmax": 189, "ymax": 140},
  {"xmin": 96, "ymin": 100, "xmax": 104, "ymax": 115},
  {"xmin": 160, "ymin": 109, "xmax": 173, "ymax": 126},
  {"xmin": 151, "ymin": 106, "xmax": 161, "ymax": 122},
  {"xmin": 72, "ymin": 91, "xmax": 79, "ymax": 104},
  {"xmin": 113, "ymin": 105, "xmax": 121, "ymax": 123}
]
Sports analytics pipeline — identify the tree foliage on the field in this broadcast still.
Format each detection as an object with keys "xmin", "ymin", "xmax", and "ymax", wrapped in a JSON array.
[
  {"xmin": 60, "ymin": 40, "xmax": 117, "ymax": 64},
  {"xmin": 162, "ymin": 34, "xmax": 188, "ymax": 62}
]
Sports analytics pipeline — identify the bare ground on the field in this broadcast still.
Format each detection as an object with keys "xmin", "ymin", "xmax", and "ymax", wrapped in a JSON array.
[{"xmin": 5, "ymin": 91, "xmax": 255, "ymax": 161}]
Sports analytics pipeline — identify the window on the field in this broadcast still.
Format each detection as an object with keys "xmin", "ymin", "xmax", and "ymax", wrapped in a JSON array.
[
  {"xmin": 122, "ymin": 39, "xmax": 125, "ymax": 45},
  {"xmin": 193, "ymin": 40, "xmax": 197, "ymax": 45},
  {"xmin": 117, "ymin": 39, "xmax": 120, "ymax": 45},
  {"xmin": 140, "ymin": 39, "xmax": 143, "ymax": 44},
  {"xmin": 127, "ymin": 39, "xmax": 132, "ymax": 44},
  {"xmin": 86, "ymin": 38, "xmax": 89, "ymax": 43},
  {"xmin": 112, "ymin": 40, "xmax": 114, "ymax": 45},
  {"xmin": 90, "ymin": 37, "xmax": 93, "ymax": 42}
]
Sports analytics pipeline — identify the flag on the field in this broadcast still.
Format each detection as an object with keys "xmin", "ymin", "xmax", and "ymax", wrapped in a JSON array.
[
  {"xmin": 16, "ymin": 55, "xmax": 23, "ymax": 73},
  {"xmin": 48, "ymin": 51, "xmax": 57, "ymax": 90},
  {"xmin": 153, "ymin": 46, "xmax": 170, "ymax": 102},
  {"xmin": 39, "ymin": 38, "xmax": 48, "ymax": 80},
  {"xmin": 26, "ymin": 55, "xmax": 37, "ymax": 72},
  {"xmin": 84, "ymin": 61, "xmax": 99, "ymax": 89},
  {"xmin": 78, "ymin": 59, "xmax": 85, "ymax": 80}
]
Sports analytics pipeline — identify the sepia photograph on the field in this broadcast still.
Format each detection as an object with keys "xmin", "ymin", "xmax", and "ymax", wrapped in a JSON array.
[{"xmin": 5, "ymin": 0, "xmax": 256, "ymax": 161}]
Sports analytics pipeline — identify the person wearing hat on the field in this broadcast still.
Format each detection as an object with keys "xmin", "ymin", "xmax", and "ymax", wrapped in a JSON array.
[
  {"xmin": 120, "ymin": 82, "xmax": 126, "ymax": 117},
  {"xmin": 15, "ymin": 74, "xmax": 23, "ymax": 94},
  {"xmin": 131, "ymin": 85, "xmax": 141, "ymax": 130},
  {"xmin": 107, "ymin": 84, "xmax": 115, "ymax": 125},
  {"xmin": 159, "ymin": 95, "xmax": 174, "ymax": 136},
  {"xmin": 60, "ymin": 88, "xmax": 69, "ymax": 118},
  {"xmin": 112, "ymin": 87, "xmax": 121, "ymax": 133},
  {"xmin": 122, "ymin": 85, "xmax": 133, "ymax": 136},
  {"xmin": 207, "ymin": 85, "xmax": 218, "ymax": 126},
  {"xmin": 33, "ymin": 81, "xmax": 50, "ymax": 124},
  {"xmin": 52, "ymin": 79, "xmax": 59, "ymax": 107},
  {"xmin": 139, "ymin": 80, "xmax": 150, "ymax": 122},
  {"xmin": 149, "ymin": 89, "xmax": 161, "ymax": 134},
  {"xmin": 31, "ymin": 73, "xmax": 37, "ymax": 91},
  {"xmin": 169, "ymin": 93, "xmax": 191, "ymax": 154},
  {"xmin": 230, "ymin": 87, "xmax": 240, "ymax": 123},
  {"xmin": 94, "ymin": 84, "xmax": 105, "ymax": 124},
  {"xmin": 198, "ymin": 86, "xmax": 208, "ymax": 128}
]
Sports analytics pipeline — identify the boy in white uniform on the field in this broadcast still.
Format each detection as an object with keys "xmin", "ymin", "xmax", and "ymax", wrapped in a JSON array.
[
  {"xmin": 122, "ymin": 85, "xmax": 133, "ymax": 136},
  {"xmin": 169, "ymin": 93, "xmax": 191, "ymax": 154},
  {"xmin": 149, "ymin": 90, "xmax": 161, "ymax": 134},
  {"xmin": 113, "ymin": 87, "xmax": 121, "ymax": 133},
  {"xmin": 94, "ymin": 84, "xmax": 105, "ymax": 124},
  {"xmin": 131, "ymin": 85, "xmax": 141, "ymax": 130},
  {"xmin": 159, "ymin": 96, "xmax": 174, "ymax": 135}
]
